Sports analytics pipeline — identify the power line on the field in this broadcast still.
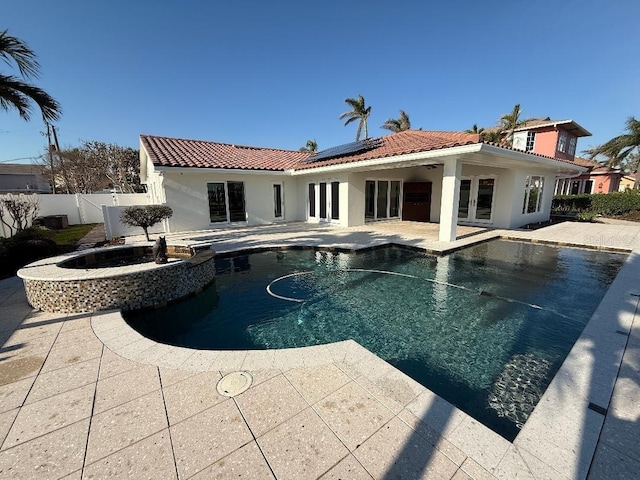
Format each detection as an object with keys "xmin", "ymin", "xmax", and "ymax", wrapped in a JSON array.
[{"xmin": 0, "ymin": 156, "xmax": 41, "ymax": 163}]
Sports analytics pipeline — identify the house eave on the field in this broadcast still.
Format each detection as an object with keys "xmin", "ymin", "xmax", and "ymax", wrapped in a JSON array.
[
  {"xmin": 290, "ymin": 143, "xmax": 588, "ymax": 176},
  {"xmin": 290, "ymin": 143, "xmax": 485, "ymax": 175},
  {"xmin": 477, "ymin": 144, "xmax": 588, "ymax": 174},
  {"xmin": 513, "ymin": 120, "xmax": 592, "ymax": 137}
]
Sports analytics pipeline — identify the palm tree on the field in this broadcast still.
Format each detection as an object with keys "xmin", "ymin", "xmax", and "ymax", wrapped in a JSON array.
[
  {"xmin": 381, "ymin": 110, "xmax": 411, "ymax": 133},
  {"xmin": 299, "ymin": 139, "xmax": 318, "ymax": 152},
  {"xmin": 481, "ymin": 129, "xmax": 503, "ymax": 144},
  {"xmin": 499, "ymin": 104, "xmax": 527, "ymax": 147},
  {"xmin": 586, "ymin": 116, "xmax": 640, "ymax": 188},
  {"xmin": 339, "ymin": 94, "xmax": 371, "ymax": 141},
  {"xmin": 0, "ymin": 30, "xmax": 61, "ymax": 122},
  {"xmin": 465, "ymin": 123, "xmax": 485, "ymax": 134}
]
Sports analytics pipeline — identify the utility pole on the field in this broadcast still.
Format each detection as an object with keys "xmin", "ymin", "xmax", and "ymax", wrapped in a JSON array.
[
  {"xmin": 44, "ymin": 118, "xmax": 56, "ymax": 194},
  {"xmin": 51, "ymin": 125, "xmax": 71, "ymax": 194}
]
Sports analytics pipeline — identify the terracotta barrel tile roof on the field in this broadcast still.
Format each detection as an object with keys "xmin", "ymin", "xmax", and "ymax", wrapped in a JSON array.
[
  {"xmin": 572, "ymin": 156, "xmax": 602, "ymax": 168},
  {"xmin": 140, "ymin": 135, "xmax": 310, "ymax": 171},
  {"xmin": 141, "ymin": 130, "xmax": 589, "ymax": 173},
  {"xmin": 294, "ymin": 130, "xmax": 481, "ymax": 170}
]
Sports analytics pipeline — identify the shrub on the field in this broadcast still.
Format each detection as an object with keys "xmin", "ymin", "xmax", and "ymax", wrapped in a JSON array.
[
  {"xmin": 590, "ymin": 191, "xmax": 640, "ymax": 215},
  {"xmin": 120, "ymin": 205, "xmax": 173, "ymax": 241},
  {"xmin": 0, "ymin": 193, "xmax": 39, "ymax": 236},
  {"xmin": 552, "ymin": 191, "xmax": 640, "ymax": 216},
  {"xmin": 576, "ymin": 212, "xmax": 598, "ymax": 222},
  {"xmin": 552, "ymin": 194, "xmax": 592, "ymax": 213},
  {"xmin": 0, "ymin": 227, "xmax": 57, "ymax": 279}
]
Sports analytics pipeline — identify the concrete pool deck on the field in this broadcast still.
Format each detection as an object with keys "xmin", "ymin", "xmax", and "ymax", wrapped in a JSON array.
[{"xmin": 0, "ymin": 221, "xmax": 639, "ymax": 479}]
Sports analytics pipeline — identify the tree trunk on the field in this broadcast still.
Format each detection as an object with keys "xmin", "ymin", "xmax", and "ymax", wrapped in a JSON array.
[{"xmin": 143, "ymin": 227, "xmax": 150, "ymax": 241}]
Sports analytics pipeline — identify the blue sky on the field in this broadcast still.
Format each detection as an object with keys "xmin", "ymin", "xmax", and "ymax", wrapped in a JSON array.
[{"xmin": 2, "ymin": 0, "xmax": 639, "ymax": 163}]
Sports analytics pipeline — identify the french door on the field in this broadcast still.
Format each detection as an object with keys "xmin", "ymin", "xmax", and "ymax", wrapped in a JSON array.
[
  {"xmin": 207, "ymin": 181, "xmax": 246, "ymax": 223},
  {"xmin": 458, "ymin": 177, "xmax": 496, "ymax": 224},
  {"xmin": 308, "ymin": 181, "xmax": 340, "ymax": 222}
]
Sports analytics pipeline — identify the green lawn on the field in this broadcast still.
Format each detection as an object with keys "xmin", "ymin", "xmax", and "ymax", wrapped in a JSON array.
[{"xmin": 47, "ymin": 223, "xmax": 99, "ymax": 246}]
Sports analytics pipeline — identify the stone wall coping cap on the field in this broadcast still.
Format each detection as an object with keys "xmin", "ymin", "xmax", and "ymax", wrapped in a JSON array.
[{"xmin": 17, "ymin": 246, "xmax": 185, "ymax": 281}]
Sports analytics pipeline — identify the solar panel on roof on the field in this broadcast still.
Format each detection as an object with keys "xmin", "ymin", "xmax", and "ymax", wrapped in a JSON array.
[{"xmin": 307, "ymin": 138, "xmax": 382, "ymax": 162}]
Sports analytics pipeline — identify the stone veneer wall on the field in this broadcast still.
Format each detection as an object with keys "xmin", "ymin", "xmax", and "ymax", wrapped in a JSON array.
[{"xmin": 23, "ymin": 251, "xmax": 216, "ymax": 314}]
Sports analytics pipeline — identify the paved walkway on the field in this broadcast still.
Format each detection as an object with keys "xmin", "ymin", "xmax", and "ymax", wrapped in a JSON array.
[
  {"xmin": 76, "ymin": 224, "xmax": 106, "ymax": 250},
  {"xmin": 0, "ymin": 221, "xmax": 639, "ymax": 479}
]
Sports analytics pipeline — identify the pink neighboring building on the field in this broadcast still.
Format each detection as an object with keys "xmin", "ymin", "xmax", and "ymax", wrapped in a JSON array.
[
  {"xmin": 555, "ymin": 157, "xmax": 622, "ymax": 195},
  {"xmin": 508, "ymin": 118, "xmax": 622, "ymax": 194}
]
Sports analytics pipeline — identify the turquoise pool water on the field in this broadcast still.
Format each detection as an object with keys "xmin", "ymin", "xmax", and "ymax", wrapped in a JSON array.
[{"xmin": 125, "ymin": 240, "xmax": 625, "ymax": 439}]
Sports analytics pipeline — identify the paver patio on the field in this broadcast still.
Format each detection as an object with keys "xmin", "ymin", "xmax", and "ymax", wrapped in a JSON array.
[{"xmin": 0, "ymin": 221, "xmax": 639, "ymax": 479}]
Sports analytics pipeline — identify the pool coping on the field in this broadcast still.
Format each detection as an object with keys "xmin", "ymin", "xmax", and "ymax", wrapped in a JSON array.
[
  {"xmin": 16, "ymin": 245, "xmax": 186, "ymax": 282},
  {"xmin": 90, "ymin": 237, "xmax": 638, "ymax": 479}
]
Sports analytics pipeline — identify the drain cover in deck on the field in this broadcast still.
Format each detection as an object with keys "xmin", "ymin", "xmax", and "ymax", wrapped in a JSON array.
[{"xmin": 216, "ymin": 371, "xmax": 253, "ymax": 397}]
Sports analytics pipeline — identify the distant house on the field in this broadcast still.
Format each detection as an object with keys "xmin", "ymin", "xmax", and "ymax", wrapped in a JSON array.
[
  {"xmin": 511, "ymin": 118, "xmax": 591, "ymax": 161},
  {"xmin": 619, "ymin": 173, "xmax": 638, "ymax": 191},
  {"xmin": 0, "ymin": 164, "xmax": 51, "ymax": 194},
  {"xmin": 554, "ymin": 157, "xmax": 623, "ymax": 195},
  {"xmin": 140, "ymin": 129, "xmax": 585, "ymax": 242},
  {"xmin": 500, "ymin": 117, "xmax": 622, "ymax": 195}
]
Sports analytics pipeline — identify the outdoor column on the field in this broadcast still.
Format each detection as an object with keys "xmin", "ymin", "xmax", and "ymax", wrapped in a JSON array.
[{"xmin": 439, "ymin": 157, "xmax": 462, "ymax": 242}]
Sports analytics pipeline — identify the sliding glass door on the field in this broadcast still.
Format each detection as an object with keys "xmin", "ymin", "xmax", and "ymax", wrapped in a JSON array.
[
  {"xmin": 207, "ymin": 181, "xmax": 246, "ymax": 223},
  {"xmin": 365, "ymin": 179, "xmax": 402, "ymax": 221}
]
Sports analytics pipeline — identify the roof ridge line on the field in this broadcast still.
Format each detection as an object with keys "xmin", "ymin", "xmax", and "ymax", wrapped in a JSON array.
[{"xmin": 140, "ymin": 134, "xmax": 305, "ymax": 154}]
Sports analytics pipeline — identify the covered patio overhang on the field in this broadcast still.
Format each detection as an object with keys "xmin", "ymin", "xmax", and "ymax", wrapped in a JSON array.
[{"xmin": 291, "ymin": 143, "xmax": 587, "ymax": 242}]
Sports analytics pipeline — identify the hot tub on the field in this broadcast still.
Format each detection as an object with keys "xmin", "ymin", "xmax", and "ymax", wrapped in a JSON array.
[{"xmin": 17, "ymin": 245, "xmax": 215, "ymax": 313}]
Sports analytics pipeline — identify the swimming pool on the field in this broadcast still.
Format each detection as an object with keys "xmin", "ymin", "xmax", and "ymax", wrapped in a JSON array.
[{"xmin": 125, "ymin": 240, "xmax": 625, "ymax": 439}]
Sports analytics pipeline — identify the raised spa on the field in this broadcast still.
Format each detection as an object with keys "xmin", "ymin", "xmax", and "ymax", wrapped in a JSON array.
[{"xmin": 18, "ymin": 244, "xmax": 215, "ymax": 313}]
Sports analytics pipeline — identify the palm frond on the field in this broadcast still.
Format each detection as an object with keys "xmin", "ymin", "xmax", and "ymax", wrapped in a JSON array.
[
  {"xmin": 343, "ymin": 115, "xmax": 359, "ymax": 126},
  {"xmin": 466, "ymin": 123, "xmax": 485, "ymax": 134},
  {"xmin": 299, "ymin": 139, "xmax": 318, "ymax": 152},
  {"xmin": 0, "ymin": 74, "xmax": 61, "ymax": 121},
  {"xmin": 0, "ymin": 81, "xmax": 31, "ymax": 119},
  {"xmin": 0, "ymin": 30, "xmax": 40, "ymax": 78},
  {"xmin": 381, "ymin": 109, "xmax": 410, "ymax": 133}
]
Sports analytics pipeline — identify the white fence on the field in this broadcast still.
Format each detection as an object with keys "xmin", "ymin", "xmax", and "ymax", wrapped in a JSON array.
[
  {"xmin": 102, "ymin": 205, "xmax": 167, "ymax": 240},
  {"xmin": 0, "ymin": 193, "xmax": 150, "ymax": 238}
]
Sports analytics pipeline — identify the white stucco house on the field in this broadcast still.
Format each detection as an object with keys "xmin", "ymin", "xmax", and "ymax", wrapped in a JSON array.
[{"xmin": 139, "ymin": 130, "xmax": 586, "ymax": 242}]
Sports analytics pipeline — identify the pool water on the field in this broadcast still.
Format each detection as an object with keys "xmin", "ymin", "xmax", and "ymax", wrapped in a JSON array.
[{"xmin": 125, "ymin": 240, "xmax": 625, "ymax": 440}]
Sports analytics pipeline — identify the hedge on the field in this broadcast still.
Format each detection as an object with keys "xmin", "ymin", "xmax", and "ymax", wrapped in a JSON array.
[
  {"xmin": 552, "ymin": 191, "xmax": 640, "ymax": 216},
  {"xmin": 0, "ymin": 227, "xmax": 58, "ymax": 279}
]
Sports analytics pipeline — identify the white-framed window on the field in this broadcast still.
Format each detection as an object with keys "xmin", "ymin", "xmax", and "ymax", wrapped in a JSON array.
[
  {"xmin": 570, "ymin": 180, "xmax": 581, "ymax": 195},
  {"xmin": 525, "ymin": 131, "xmax": 536, "ymax": 151},
  {"xmin": 365, "ymin": 179, "xmax": 402, "ymax": 220},
  {"xmin": 207, "ymin": 181, "xmax": 246, "ymax": 223},
  {"xmin": 557, "ymin": 131, "xmax": 569, "ymax": 153},
  {"xmin": 584, "ymin": 179, "xmax": 594, "ymax": 194},
  {"xmin": 568, "ymin": 136, "xmax": 577, "ymax": 156},
  {"xmin": 273, "ymin": 183, "xmax": 284, "ymax": 219},
  {"xmin": 522, "ymin": 175, "xmax": 545, "ymax": 214}
]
